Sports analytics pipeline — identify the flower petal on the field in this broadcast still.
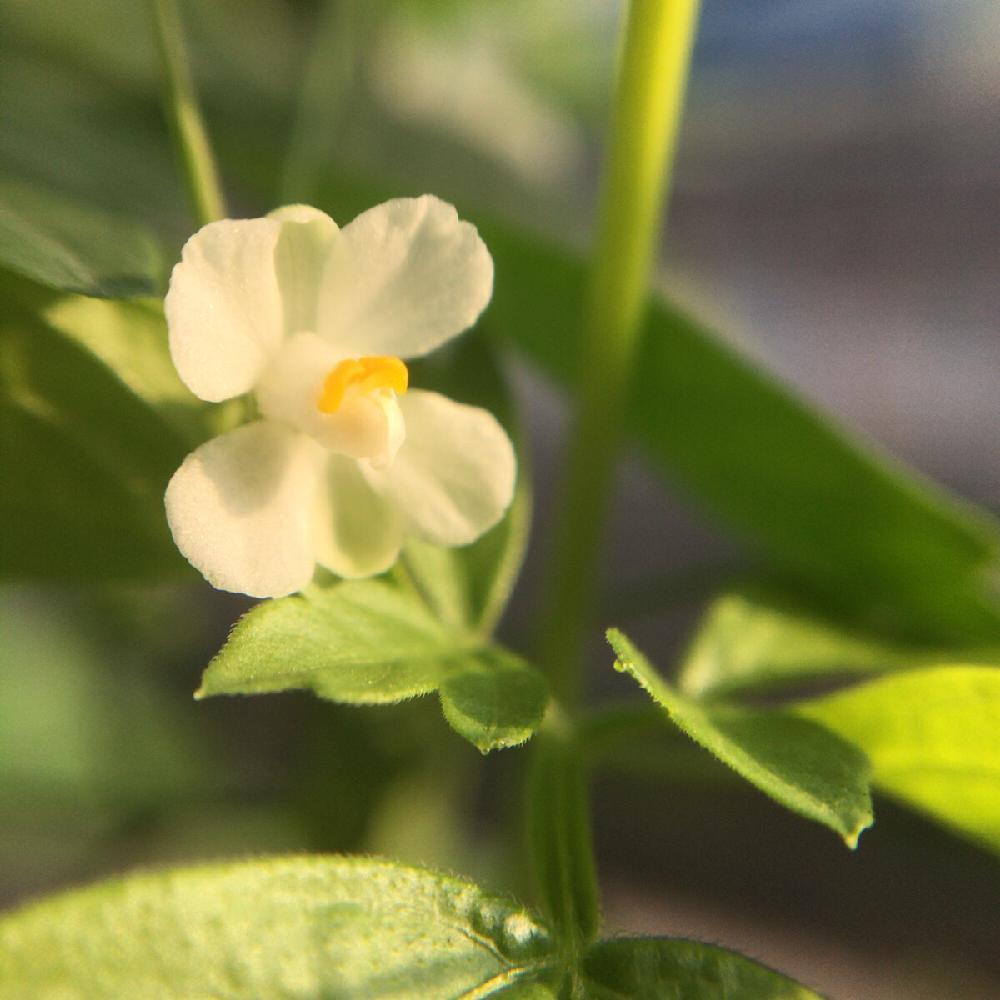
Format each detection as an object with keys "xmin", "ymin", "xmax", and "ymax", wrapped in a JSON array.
[
  {"xmin": 269, "ymin": 204, "xmax": 339, "ymax": 337},
  {"xmin": 315, "ymin": 455, "xmax": 405, "ymax": 578},
  {"xmin": 166, "ymin": 218, "xmax": 285, "ymax": 402},
  {"xmin": 363, "ymin": 389, "xmax": 515, "ymax": 546},
  {"xmin": 316, "ymin": 195, "xmax": 493, "ymax": 359},
  {"xmin": 165, "ymin": 421, "xmax": 324, "ymax": 598}
]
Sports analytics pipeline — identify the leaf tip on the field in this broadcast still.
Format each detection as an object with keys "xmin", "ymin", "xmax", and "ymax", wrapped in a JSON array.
[
  {"xmin": 843, "ymin": 812, "xmax": 874, "ymax": 850},
  {"xmin": 192, "ymin": 685, "xmax": 208, "ymax": 701}
]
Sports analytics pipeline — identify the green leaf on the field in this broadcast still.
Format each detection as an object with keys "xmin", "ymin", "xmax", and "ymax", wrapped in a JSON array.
[
  {"xmin": 0, "ymin": 275, "xmax": 202, "ymax": 579},
  {"xmin": 403, "ymin": 334, "xmax": 532, "ymax": 637},
  {"xmin": 796, "ymin": 666, "xmax": 1000, "ymax": 854},
  {"xmin": 199, "ymin": 579, "xmax": 549, "ymax": 752},
  {"xmin": 0, "ymin": 174, "xmax": 162, "ymax": 297},
  {"xmin": 479, "ymin": 223, "xmax": 1000, "ymax": 645},
  {"xmin": 404, "ymin": 479, "xmax": 531, "ymax": 637},
  {"xmin": 678, "ymin": 591, "xmax": 933, "ymax": 698},
  {"xmin": 582, "ymin": 938, "xmax": 824, "ymax": 999},
  {"xmin": 608, "ymin": 629, "xmax": 873, "ymax": 846},
  {"xmin": 199, "ymin": 579, "xmax": 470, "ymax": 703},
  {"xmin": 0, "ymin": 855, "xmax": 557, "ymax": 999},
  {"xmin": 440, "ymin": 647, "xmax": 549, "ymax": 753}
]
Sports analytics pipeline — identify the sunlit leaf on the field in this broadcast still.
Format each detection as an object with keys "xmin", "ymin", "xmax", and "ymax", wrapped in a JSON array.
[
  {"xmin": 676, "ymin": 590, "xmax": 990, "ymax": 698},
  {"xmin": 582, "ymin": 937, "xmax": 823, "ymax": 999},
  {"xmin": 0, "ymin": 856, "xmax": 557, "ymax": 999},
  {"xmin": 608, "ymin": 629, "xmax": 873, "ymax": 847},
  {"xmin": 796, "ymin": 666, "xmax": 1000, "ymax": 854},
  {"xmin": 200, "ymin": 580, "xmax": 468, "ymax": 704},
  {"xmin": 0, "ymin": 175, "xmax": 162, "ymax": 297},
  {"xmin": 199, "ymin": 579, "xmax": 548, "ymax": 752}
]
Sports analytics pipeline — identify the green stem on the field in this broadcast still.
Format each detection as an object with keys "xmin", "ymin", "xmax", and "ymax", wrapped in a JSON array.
[
  {"xmin": 152, "ymin": 0, "xmax": 226, "ymax": 227},
  {"xmin": 525, "ymin": 713, "xmax": 600, "ymax": 975},
  {"xmin": 536, "ymin": 0, "xmax": 701, "ymax": 706}
]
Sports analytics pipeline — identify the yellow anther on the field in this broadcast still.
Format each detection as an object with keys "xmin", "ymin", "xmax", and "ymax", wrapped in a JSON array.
[{"xmin": 317, "ymin": 356, "xmax": 409, "ymax": 414}]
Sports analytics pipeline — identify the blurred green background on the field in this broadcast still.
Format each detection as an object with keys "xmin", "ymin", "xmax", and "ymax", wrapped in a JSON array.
[{"xmin": 1, "ymin": 2, "xmax": 998, "ymax": 998}]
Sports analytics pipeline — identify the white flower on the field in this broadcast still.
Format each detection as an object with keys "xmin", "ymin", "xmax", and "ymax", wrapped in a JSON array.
[{"xmin": 164, "ymin": 196, "xmax": 515, "ymax": 598}]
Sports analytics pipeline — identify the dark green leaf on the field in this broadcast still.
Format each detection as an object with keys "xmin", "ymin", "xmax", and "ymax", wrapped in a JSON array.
[
  {"xmin": 480, "ymin": 223, "xmax": 1000, "ymax": 645},
  {"xmin": 608, "ymin": 629, "xmax": 873, "ymax": 846},
  {"xmin": 796, "ymin": 666, "xmax": 1000, "ymax": 854},
  {"xmin": 0, "ymin": 175, "xmax": 162, "ymax": 297},
  {"xmin": 0, "ymin": 275, "xmax": 202, "ymax": 579},
  {"xmin": 439, "ymin": 647, "xmax": 549, "ymax": 753},
  {"xmin": 582, "ymin": 938, "xmax": 824, "ymax": 999},
  {"xmin": 0, "ymin": 856, "xmax": 556, "ymax": 999}
]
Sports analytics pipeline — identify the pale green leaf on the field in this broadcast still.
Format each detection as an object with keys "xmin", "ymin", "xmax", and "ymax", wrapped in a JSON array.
[
  {"xmin": 582, "ymin": 938, "xmax": 824, "ymax": 999},
  {"xmin": 608, "ymin": 629, "xmax": 873, "ymax": 846},
  {"xmin": 0, "ymin": 174, "xmax": 162, "ymax": 297},
  {"xmin": 0, "ymin": 855, "xmax": 556, "ymax": 999},
  {"xmin": 199, "ymin": 580, "xmax": 469, "ymax": 704},
  {"xmin": 677, "ymin": 591, "xmax": 966, "ymax": 698},
  {"xmin": 796, "ymin": 666, "xmax": 1000, "ymax": 854},
  {"xmin": 199, "ymin": 579, "xmax": 549, "ymax": 752},
  {"xmin": 439, "ymin": 648, "xmax": 549, "ymax": 753}
]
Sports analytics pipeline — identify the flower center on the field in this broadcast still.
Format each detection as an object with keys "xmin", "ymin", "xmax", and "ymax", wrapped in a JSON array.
[{"xmin": 317, "ymin": 356, "xmax": 409, "ymax": 414}]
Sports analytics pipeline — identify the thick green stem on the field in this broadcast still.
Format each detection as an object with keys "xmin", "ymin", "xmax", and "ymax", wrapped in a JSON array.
[
  {"xmin": 152, "ymin": 0, "xmax": 226, "ymax": 227},
  {"xmin": 537, "ymin": 0, "xmax": 701, "ymax": 705},
  {"xmin": 525, "ymin": 714, "xmax": 600, "ymax": 975}
]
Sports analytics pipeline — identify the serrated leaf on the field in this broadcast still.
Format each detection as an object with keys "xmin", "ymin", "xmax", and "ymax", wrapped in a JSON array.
[
  {"xmin": 795, "ymin": 666, "xmax": 1000, "ymax": 854},
  {"xmin": 0, "ymin": 174, "xmax": 162, "ymax": 297},
  {"xmin": 199, "ymin": 579, "xmax": 549, "ymax": 752},
  {"xmin": 0, "ymin": 855, "xmax": 556, "ymax": 999},
  {"xmin": 582, "ymin": 937, "xmax": 824, "ymax": 999},
  {"xmin": 0, "ymin": 274, "xmax": 199, "ymax": 579},
  {"xmin": 608, "ymin": 629, "xmax": 873, "ymax": 847},
  {"xmin": 439, "ymin": 648, "xmax": 549, "ymax": 753},
  {"xmin": 199, "ymin": 579, "xmax": 469, "ymax": 704}
]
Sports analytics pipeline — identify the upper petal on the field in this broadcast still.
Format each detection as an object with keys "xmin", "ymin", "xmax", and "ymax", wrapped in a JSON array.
[
  {"xmin": 166, "ymin": 218, "xmax": 285, "ymax": 402},
  {"xmin": 314, "ymin": 455, "xmax": 404, "ymax": 578},
  {"xmin": 362, "ymin": 389, "xmax": 515, "ymax": 546},
  {"xmin": 165, "ymin": 421, "xmax": 325, "ymax": 598},
  {"xmin": 269, "ymin": 204, "xmax": 339, "ymax": 337},
  {"xmin": 316, "ymin": 195, "xmax": 493, "ymax": 360}
]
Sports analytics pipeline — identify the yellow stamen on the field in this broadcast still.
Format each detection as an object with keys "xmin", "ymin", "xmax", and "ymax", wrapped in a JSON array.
[{"xmin": 317, "ymin": 356, "xmax": 409, "ymax": 414}]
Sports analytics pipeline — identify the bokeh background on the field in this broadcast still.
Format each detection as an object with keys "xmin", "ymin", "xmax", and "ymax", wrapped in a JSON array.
[{"xmin": 1, "ymin": 2, "xmax": 998, "ymax": 998}]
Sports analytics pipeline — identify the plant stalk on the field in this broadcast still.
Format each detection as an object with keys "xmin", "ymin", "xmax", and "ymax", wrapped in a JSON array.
[
  {"xmin": 536, "ymin": 0, "xmax": 701, "ymax": 707},
  {"xmin": 152, "ymin": 0, "xmax": 227, "ymax": 227}
]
